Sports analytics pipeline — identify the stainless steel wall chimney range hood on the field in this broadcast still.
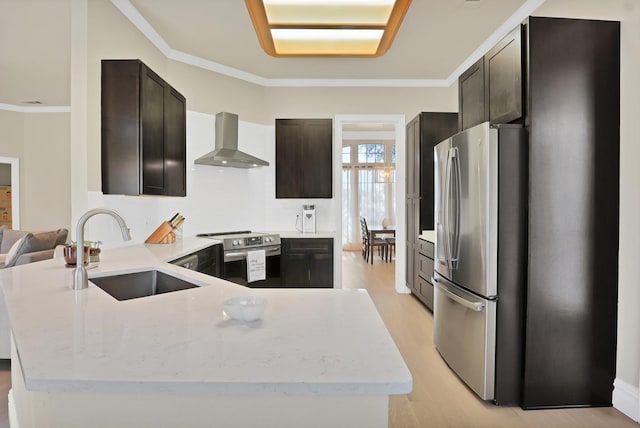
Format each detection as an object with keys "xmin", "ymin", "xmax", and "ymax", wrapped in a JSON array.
[{"xmin": 194, "ymin": 112, "xmax": 269, "ymax": 168}]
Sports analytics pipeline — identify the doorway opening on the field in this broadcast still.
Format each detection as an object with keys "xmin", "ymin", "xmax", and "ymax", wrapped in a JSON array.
[{"xmin": 333, "ymin": 115, "xmax": 408, "ymax": 294}]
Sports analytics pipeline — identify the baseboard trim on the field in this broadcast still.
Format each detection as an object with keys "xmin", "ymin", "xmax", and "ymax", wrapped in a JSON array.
[
  {"xmin": 8, "ymin": 388, "xmax": 19, "ymax": 428},
  {"xmin": 613, "ymin": 378, "xmax": 639, "ymax": 422}
]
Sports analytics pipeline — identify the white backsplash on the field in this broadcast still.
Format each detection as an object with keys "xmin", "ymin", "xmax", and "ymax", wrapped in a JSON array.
[{"xmin": 87, "ymin": 111, "xmax": 335, "ymax": 248}]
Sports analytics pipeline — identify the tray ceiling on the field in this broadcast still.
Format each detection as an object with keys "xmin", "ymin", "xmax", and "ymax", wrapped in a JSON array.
[{"xmin": 0, "ymin": 0, "xmax": 538, "ymax": 107}]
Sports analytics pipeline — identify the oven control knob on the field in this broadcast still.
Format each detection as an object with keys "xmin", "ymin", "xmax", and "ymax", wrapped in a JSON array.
[
  {"xmin": 233, "ymin": 240, "xmax": 240, "ymax": 246},
  {"xmin": 265, "ymin": 237, "xmax": 271, "ymax": 242}
]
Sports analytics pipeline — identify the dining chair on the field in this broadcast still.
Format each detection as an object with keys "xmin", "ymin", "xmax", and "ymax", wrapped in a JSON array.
[
  {"xmin": 359, "ymin": 217, "xmax": 368, "ymax": 260},
  {"xmin": 360, "ymin": 217, "xmax": 387, "ymax": 264},
  {"xmin": 384, "ymin": 236, "xmax": 395, "ymax": 262}
]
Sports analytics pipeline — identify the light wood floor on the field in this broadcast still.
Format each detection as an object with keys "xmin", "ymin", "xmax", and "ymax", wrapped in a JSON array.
[
  {"xmin": 342, "ymin": 250, "xmax": 637, "ymax": 428},
  {"xmin": 0, "ymin": 256, "xmax": 635, "ymax": 427}
]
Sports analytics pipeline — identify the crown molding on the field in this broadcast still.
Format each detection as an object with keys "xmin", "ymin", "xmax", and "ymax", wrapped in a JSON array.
[
  {"xmin": 167, "ymin": 50, "xmax": 268, "ymax": 86},
  {"xmin": 263, "ymin": 78, "xmax": 451, "ymax": 88},
  {"xmin": 111, "ymin": 0, "xmax": 546, "ymax": 88},
  {"xmin": 110, "ymin": 0, "xmax": 172, "ymax": 56},
  {"xmin": 0, "ymin": 103, "xmax": 71, "ymax": 113}
]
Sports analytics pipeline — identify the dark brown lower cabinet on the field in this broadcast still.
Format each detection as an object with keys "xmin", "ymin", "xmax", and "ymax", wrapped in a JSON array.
[
  {"xmin": 414, "ymin": 239, "xmax": 434, "ymax": 310},
  {"xmin": 281, "ymin": 238, "xmax": 333, "ymax": 288}
]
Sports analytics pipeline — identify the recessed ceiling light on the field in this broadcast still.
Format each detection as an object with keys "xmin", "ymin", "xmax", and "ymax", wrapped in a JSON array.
[{"xmin": 245, "ymin": 0, "xmax": 411, "ymax": 57}]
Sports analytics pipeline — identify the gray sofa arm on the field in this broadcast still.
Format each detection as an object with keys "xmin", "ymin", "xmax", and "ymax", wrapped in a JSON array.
[{"xmin": 15, "ymin": 249, "xmax": 55, "ymax": 266}]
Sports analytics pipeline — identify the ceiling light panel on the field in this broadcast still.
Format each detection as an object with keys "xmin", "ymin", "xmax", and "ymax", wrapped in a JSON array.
[
  {"xmin": 245, "ymin": 0, "xmax": 411, "ymax": 57},
  {"xmin": 271, "ymin": 29, "xmax": 384, "ymax": 55},
  {"xmin": 263, "ymin": 0, "xmax": 395, "ymax": 25}
]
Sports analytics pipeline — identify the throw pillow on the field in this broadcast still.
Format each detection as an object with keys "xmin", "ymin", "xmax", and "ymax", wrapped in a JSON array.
[
  {"xmin": 54, "ymin": 228, "xmax": 69, "ymax": 246},
  {"xmin": 0, "ymin": 229, "xmax": 29, "ymax": 254},
  {"xmin": 23, "ymin": 231, "xmax": 58, "ymax": 253},
  {"xmin": 4, "ymin": 234, "xmax": 32, "ymax": 268},
  {"xmin": 2, "ymin": 231, "xmax": 58, "ymax": 268}
]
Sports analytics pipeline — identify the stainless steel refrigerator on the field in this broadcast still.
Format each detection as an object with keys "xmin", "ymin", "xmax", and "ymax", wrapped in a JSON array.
[{"xmin": 433, "ymin": 121, "xmax": 527, "ymax": 405}]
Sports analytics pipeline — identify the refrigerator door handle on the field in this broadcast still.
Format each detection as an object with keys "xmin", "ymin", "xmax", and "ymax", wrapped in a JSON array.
[
  {"xmin": 443, "ymin": 149, "xmax": 453, "ymax": 270},
  {"xmin": 449, "ymin": 147, "xmax": 461, "ymax": 270},
  {"xmin": 433, "ymin": 277, "xmax": 485, "ymax": 312}
]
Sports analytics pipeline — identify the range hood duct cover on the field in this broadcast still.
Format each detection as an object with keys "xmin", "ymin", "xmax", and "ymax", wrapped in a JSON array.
[{"xmin": 194, "ymin": 112, "xmax": 269, "ymax": 168}]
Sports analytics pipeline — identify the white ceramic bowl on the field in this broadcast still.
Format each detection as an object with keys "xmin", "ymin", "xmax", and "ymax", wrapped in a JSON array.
[{"xmin": 223, "ymin": 296, "xmax": 267, "ymax": 322}]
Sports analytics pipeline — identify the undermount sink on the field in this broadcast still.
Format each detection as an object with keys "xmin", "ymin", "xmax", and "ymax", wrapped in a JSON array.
[{"xmin": 90, "ymin": 270, "xmax": 199, "ymax": 301}]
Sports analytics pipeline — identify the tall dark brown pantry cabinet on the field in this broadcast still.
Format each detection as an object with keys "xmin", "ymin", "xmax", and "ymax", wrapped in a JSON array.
[
  {"xmin": 522, "ymin": 17, "xmax": 620, "ymax": 410},
  {"xmin": 405, "ymin": 113, "xmax": 457, "ymax": 309},
  {"xmin": 275, "ymin": 119, "xmax": 332, "ymax": 198},
  {"xmin": 102, "ymin": 59, "xmax": 186, "ymax": 196}
]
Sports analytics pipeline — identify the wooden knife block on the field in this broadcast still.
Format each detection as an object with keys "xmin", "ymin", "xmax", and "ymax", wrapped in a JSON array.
[{"xmin": 145, "ymin": 221, "xmax": 176, "ymax": 244}]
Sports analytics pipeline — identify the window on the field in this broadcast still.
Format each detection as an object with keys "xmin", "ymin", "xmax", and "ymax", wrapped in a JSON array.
[
  {"xmin": 342, "ymin": 145, "xmax": 352, "ymax": 164},
  {"xmin": 358, "ymin": 143, "xmax": 385, "ymax": 163}
]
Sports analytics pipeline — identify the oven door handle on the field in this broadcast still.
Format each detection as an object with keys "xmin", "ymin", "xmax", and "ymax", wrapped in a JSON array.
[{"xmin": 225, "ymin": 246, "xmax": 281, "ymax": 260}]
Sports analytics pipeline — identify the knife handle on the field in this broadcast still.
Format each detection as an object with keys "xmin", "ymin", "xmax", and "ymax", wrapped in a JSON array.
[{"xmin": 173, "ymin": 217, "xmax": 185, "ymax": 229}]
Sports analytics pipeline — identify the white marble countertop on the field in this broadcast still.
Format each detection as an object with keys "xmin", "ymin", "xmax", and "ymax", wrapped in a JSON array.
[
  {"xmin": 0, "ymin": 237, "xmax": 411, "ymax": 396},
  {"xmin": 266, "ymin": 230, "xmax": 336, "ymax": 239},
  {"xmin": 419, "ymin": 230, "xmax": 436, "ymax": 243}
]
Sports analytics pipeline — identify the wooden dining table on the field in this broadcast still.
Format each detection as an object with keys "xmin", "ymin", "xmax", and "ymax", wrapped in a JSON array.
[
  {"xmin": 368, "ymin": 226, "xmax": 396, "ymax": 262},
  {"xmin": 368, "ymin": 226, "xmax": 396, "ymax": 240}
]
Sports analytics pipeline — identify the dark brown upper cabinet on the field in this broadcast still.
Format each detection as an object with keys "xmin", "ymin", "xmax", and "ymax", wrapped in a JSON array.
[
  {"xmin": 275, "ymin": 119, "xmax": 333, "ymax": 198},
  {"xmin": 458, "ymin": 57, "xmax": 487, "ymax": 131},
  {"xmin": 485, "ymin": 26, "xmax": 524, "ymax": 124},
  {"xmin": 458, "ymin": 26, "xmax": 523, "ymax": 131},
  {"xmin": 101, "ymin": 59, "xmax": 186, "ymax": 196}
]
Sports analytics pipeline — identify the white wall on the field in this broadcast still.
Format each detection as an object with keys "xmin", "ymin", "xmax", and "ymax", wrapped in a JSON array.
[
  {"xmin": 0, "ymin": 109, "xmax": 71, "ymax": 232},
  {"xmin": 86, "ymin": 111, "xmax": 335, "ymax": 247},
  {"xmin": 22, "ymin": 113, "xmax": 71, "ymax": 231}
]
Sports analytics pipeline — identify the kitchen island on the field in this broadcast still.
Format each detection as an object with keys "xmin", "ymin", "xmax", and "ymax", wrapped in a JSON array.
[{"xmin": 1, "ymin": 237, "xmax": 411, "ymax": 428}]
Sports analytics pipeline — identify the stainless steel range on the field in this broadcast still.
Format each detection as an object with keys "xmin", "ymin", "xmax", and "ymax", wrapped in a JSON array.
[{"xmin": 196, "ymin": 231, "xmax": 281, "ymax": 288}]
